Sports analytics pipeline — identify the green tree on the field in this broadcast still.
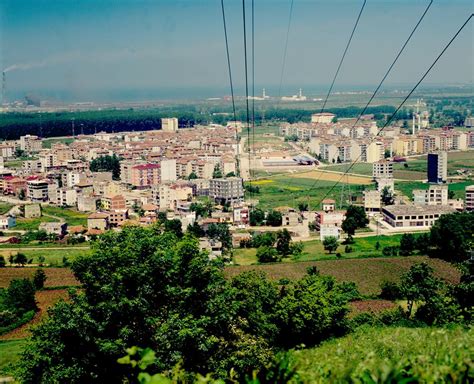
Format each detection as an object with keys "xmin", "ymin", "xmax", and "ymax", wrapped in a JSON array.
[
  {"xmin": 14, "ymin": 252, "xmax": 28, "ymax": 267},
  {"xmin": 290, "ymin": 241, "xmax": 304, "ymax": 258},
  {"xmin": 256, "ymin": 246, "xmax": 280, "ymax": 263},
  {"xmin": 276, "ymin": 229, "xmax": 292, "ymax": 257},
  {"xmin": 0, "ymin": 256, "xmax": 5, "ymax": 268},
  {"xmin": 249, "ymin": 208, "xmax": 265, "ymax": 226},
  {"xmin": 187, "ymin": 222, "xmax": 205, "ymax": 238},
  {"xmin": 33, "ymin": 269, "xmax": 47, "ymax": 290},
  {"xmin": 188, "ymin": 172, "xmax": 198, "ymax": 180},
  {"xmin": 90, "ymin": 154, "xmax": 121, "ymax": 180},
  {"xmin": 415, "ymin": 233, "xmax": 430, "ymax": 254},
  {"xmin": 5, "ymin": 278, "xmax": 37, "ymax": 313},
  {"xmin": 381, "ymin": 186, "xmax": 394, "ymax": 205},
  {"xmin": 429, "ymin": 212, "xmax": 474, "ymax": 262},
  {"xmin": 399, "ymin": 262, "xmax": 440, "ymax": 318},
  {"xmin": 212, "ymin": 164, "xmax": 223, "ymax": 179},
  {"xmin": 297, "ymin": 202, "xmax": 308, "ymax": 212},
  {"xmin": 448, "ymin": 190, "xmax": 455, "ymax": 199},
  {"xmin": 341, "ymin": 206, "xmax": 368, "ymax": 235},
  {"xmin": 225, "ymin": 171, "xmax": 235, "ymax": 177},
  {"xmin": 252, "ymin": 232, "xmax": 276, "ymax": 248},
  {"xmin": 323, "ymin": 236, "xmax": 339, "ymax": 254},
  {"xmin": 17, "ymin": 229, "xmax": 274, "ymax": 382},
  {"xmin": 275, "ymin": 274, "xmax": 348, "ymax": 347},
  {"xmin": 399, "ymin": 233, "xmax": 416, "ymax": 256},
  {"xmin": 266, "ymin": 210, "xmax": 282, "ymax": 227},
  {"xmin": 18, "ymin": 189, "xmax": 26, "ymax": 200},
  {"xmin": 38, "ymin": 255, "xmax": 46, "ymax": 267},
  {"xmin": 206, "ymin": 223, "xmax": 232, "ymax": 250},
  {"xmin": 164, "ymin": 219, "xmax": 183, "ymax": 238}
]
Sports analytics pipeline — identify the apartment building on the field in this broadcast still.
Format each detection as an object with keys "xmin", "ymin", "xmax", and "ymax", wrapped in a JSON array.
[
  {"xmin": 27, "ymin": 179, "xmax": 50, "ymax": 202},
  {"xmin": 427, "ymin": 152, "xmax": 447, "ymax": 184},
  {"xmin": 130, "ymin": 163, "xmax": 161, "ymax": 188},
  {"xmin": 372, "ymin": 160, "xmax": 393, "ymax": 179},
  {"xmin": 465, "ymin": 185, "xmax": 474, "ymax": 212},
  {"xmin": 101, "ymin": 194, "xmax": 126, "ymax": 210},
  {"xmin": 156, "ymin": 184, "xmax": 193, "ymax": 210},
  {"xmin": 57, "ymin": 188, "xmax": 78, "ymax": 207},
  {"xmin": 161, "ymin": 118, "xmax": 179, "ymax": 132},
  {"xmin": 413, "ymin": 184, "xmax": 448, "ymax": 206},
  {"xmin": 20, "ymin": 135, "xmax": 42, "ymax": 153},
  {"xmin": 209, "ymin": 177, "xmax": 244, "ymax": 205},
  {"xmin": 364, "ymin": 190, "xmax": 381, "ymax": 212}
]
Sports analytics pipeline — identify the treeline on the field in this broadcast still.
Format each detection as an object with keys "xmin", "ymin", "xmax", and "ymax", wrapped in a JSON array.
[{"xmin": 0, "ymin": 104, "xmax": 402, "ymax": 140}]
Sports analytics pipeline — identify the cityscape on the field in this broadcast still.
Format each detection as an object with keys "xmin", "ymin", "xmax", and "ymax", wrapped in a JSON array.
[{"xmin": 0, "ymin": 0, "xmax": 473, "ymax": 383}]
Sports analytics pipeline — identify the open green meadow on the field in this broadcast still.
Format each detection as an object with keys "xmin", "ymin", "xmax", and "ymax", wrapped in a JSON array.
[
  {"xmin": 395, "ymin": 180, "xmax": 473, "ymax": 199},
  {"xmin": 0, "ymin": 247, "xmax": 91, "ymax": 266},
  {"xmin": 0, "ymin": 339, "xmax": 26, "ymax": 375},
  {"xmin": 41, "ymin": 137, "xmax": 75, "ymax": 149},
  {"xmin": 0, "ymin": 203, "xmax": 13, "ymax": 215},
  {"xmin": 249, "ymin": 176, "xmax": 366, "ymax": 210},
  {"xmin": 41, "ymin": 206, "xmax": 88, "ymax": 226},
  {"xmin": 14, "ymin": 216, "xmax": 58, "ymax": 231},
  {"xmin": 234, "ymin": 234, "xmax": 405, "ymax": 265},
  {"xmin": 291, "ymin": 326, "xmax": 474, "ymax": 383}
]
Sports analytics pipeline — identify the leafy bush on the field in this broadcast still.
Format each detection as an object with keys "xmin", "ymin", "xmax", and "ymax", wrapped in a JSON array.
[
  {"xmin": 0, "ymin": 310, "xmax": 35, "ymax": 336},
  {"xmin": 256, "ymin": 246, "xmax": 280, "ymax": 263},
  {"xmin": 379, "ymin": 281, "xmax": 401, "ymax": 300}
]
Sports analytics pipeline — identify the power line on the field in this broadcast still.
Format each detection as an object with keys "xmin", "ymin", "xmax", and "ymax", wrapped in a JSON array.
[
  {"xmin": 314, "ymin": 13, "xmax": 473, "ymax": 208},
  {"xmin": 320, "ymin": 0, "xmax": 366, "ymax": 113},
  {"xmin": 307, "ymin": 0, "xmax": 433, "ymax": 209},
  {"xmin": 220, "ymin": 0, "xmax": 237, "ymax": 124},
  {"xmin": 242, "ymin": 0, "xmax": 252, "ymax": 186},
  {"xmin": 277, "ymin": 0, "xmax": 294, "ymax": 101},
  {"xmin": 251, "ymin": 0, "xmax": 256, "ymax": 159}
]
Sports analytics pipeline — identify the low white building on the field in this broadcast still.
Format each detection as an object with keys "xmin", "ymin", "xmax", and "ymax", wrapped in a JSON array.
[
  {"xmin": 382, "ymin": 204, "xmax": 456, "ymax": 229},
  {"xmin": 320, "ymin": 224, "xmax": 340, "ymax": 241},
  {"xmin": 0, "ymin": 215, "xmax": 16, "ymax": 229}
]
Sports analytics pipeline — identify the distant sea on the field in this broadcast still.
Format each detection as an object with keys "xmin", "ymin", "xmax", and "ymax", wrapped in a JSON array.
[{"xmin": 6, "ymin": 84, "xmax": 471, "ymax": 104}]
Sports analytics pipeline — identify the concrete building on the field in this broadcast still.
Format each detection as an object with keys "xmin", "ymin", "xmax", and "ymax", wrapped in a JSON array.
[
  {"xmin": 376, "ymin": 178, "xmax": 395, "ymax": 193},
  {"xmin": 465, "ymin": 185, "xmax": 474, "ymax": 212},
  {"xmin": 311, "ymin": 113, "xmax": 335, "ymax": 124},
  {"xmin": 209, "ymin": 177, "xmax": 244, "ymax": 205},
  {"xmin": 382, "ymin": 204, "xmax": 456, "ymax": 229},
  {"xmin": 413, "ymin": 185, "xmax": 448, "ymax": 206},
  {"xmin": 427, "ymin": 152, "xmax": 447, "ymax": 184},
  {"xmin": 23, "ymin": 204, "xmax": 41, "ymax": 218},
  {"xmin": 77, "ymin": 195, "xmax": 99, "ymax": 212},
  {"xmin": 364, "ymin": 190, "xmax": 381, "ymax": 212},
  {"xmin": 160, "ymin": 159, "xmax": 177, "ymax": 182},
  {"xmin": 320, "ymin": 224, "xmax": 340, "ymax": 241},
  {"xmin": 87, "ymin": 212, "xmax": 109, "ymax": 230},
  {"xmin": 321, "ymin": 199, "xmax": 336, "ymax": 212},
  {"xmin": 130, "ymin": 163, "xmax": 161, "ymax": 188},
  {"xmin": 372, "ymin": 160, "xmax": 393, "ymax": 179},
  {"xmin": 27, "ymin": 179, "xmax": 50, "ymax": 202},
  {"xmin": 161, "ymin": 118, "xmax": 179, "ymax": 132},
  {"xmin": 39, "ymin": 222, "xmax": 67, "ymax": 236},
  {"xmin": 19, "ymin": 135, "xmax": 42, "ymax": 153},
  {"xmin": 157, "ymin": 184, "xmax": 193, "ymax": 210},
  {"xmin": 314, "ymin": 210, "xmax": 345, "ymax": 231},
  {"xmin": 108, "ymin": 209, "xmax": 129, "ymax": 227},
  {"xmin": 101, "ymin": 194, "xmax": 126, "ymax": 211},
  {"xmin": 57, "ymin": 188, "xmax": 78, "ymax": 207}
]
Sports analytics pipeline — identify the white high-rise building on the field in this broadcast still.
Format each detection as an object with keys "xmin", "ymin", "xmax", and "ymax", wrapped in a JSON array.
[{"xmin": 161, "ymin": 118, "xmax": 179, "ymax": 132}]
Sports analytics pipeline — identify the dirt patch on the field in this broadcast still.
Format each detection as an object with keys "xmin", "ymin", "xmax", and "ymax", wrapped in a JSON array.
[
  {"xmin": 225, "ymin": 256, "xmax": 460, "ymax": 295},
  {"xmin": 350, "ymin": 299, "xmax": 397, "ymax": 315},
  {"xmin": 0, "ymin": 268, "xmax": 79, "ymax": 288}
]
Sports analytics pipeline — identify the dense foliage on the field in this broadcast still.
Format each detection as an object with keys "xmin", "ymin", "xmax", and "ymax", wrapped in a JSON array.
[
  {"xmin": 89, "ymin": 154, "xmax": 121, "ymax": 180},
  {"xmin": 16, "ymin": 226, "xmax": 350, "ymax": 383},
  {"xmin": 0, "ymin": 279, "xmax": 37, "ymax": 335}
]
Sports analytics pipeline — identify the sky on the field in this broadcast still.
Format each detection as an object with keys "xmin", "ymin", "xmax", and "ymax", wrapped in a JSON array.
[{"xmin": 0, "ymin": 0, "xmax": 473, "ymax": 101}]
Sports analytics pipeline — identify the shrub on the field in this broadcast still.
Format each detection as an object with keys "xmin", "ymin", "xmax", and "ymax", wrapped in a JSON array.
[
  {"xmin": 344, "ymin": 245, "xmax": 353, "ymax": 253},
  {"xmin": 256, "ymin": 246, "xmax": 280, "ymax": 263},
  {"xmin": 379, "ymin": 281, "xmax": 401, "ymax": 300},
  {"xmin": 33, "ymin": 269, "xmax": 47, "ymax": 290}
]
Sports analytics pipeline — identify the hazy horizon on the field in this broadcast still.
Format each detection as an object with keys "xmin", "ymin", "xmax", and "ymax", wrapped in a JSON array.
[{"xmin": 1, "ymin": 0, "xmax": 473, "ymax": 103}]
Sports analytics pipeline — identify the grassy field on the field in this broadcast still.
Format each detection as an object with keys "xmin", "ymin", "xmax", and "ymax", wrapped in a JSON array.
[
  {"xmin": 395, "ymin": 180, "xmax": 474, "ymax": 199},
  {"xmin": 0, "ymin": 339, "xmax": 26, "ymax": 375},
  {"xmin": 41, "ymin": 137, "xmax": 75, "ymax": 149},
  {"xmin": 14, "ymin": 216, "xmax": 58, "ymax": 231},
  {"xmin": 0, "ymin": 267, "xmax": 79, "ymax": 288},
  {"xmin": 249, "ymin": 176, "xmax": 368, "ymax": 210},
  {"xmin": 41, "ymin": 206, "xmax": 88, "ymax": 226},
  {"xmin": 233, "ymin": 234, "xmax": 405, "ymax": 265},
  {"xmin": 292, "ymin": 326, "xmax": 474, "ymax": 383},
  {"xmin": 0, "ymin": 248, "xmax": 91, "ymax": 266},
  {"xmin": 0, "ymin": 203, "xmax": 13, "ymax": 215},
  {"xmin": 225, "ymin": 256, "xmax": 460, "ymax": 296}
]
